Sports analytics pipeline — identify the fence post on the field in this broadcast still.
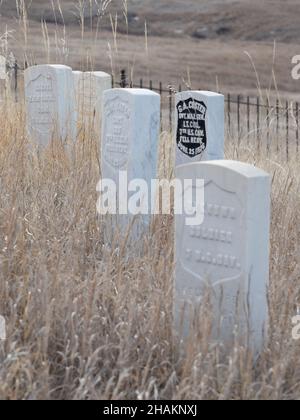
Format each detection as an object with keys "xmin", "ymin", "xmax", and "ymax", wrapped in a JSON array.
[
  {"xmin": 159, "ymin": 82, "xmax": 163, "ymax": 132},
  {"xmin": 120, "ymin": 69, "xmax": 127, "ymax": 88},
  {"xmin": 247, "ymin": 96, "xmax": 250, "ymax": 140},
  {"xmin": 237, "ymin": 94, "xmax": 241, "ymax": 145},
  {"xmin": 169, "ymin": 86, "xmax": 173, "ymax": 135}
]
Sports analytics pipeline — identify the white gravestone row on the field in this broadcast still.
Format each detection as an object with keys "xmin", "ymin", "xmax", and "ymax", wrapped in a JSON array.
[
  {"xmin": 175, "ymin": 160, "xmax": 270, "ymax": 352},
  {"xmin": 24, "ymin": 66, "xmax": 224, "ymax": 164},
  {"xmin": 23, "ymin": 68, "xmax": 271, "ymax": 352},
  {"xmin": 24, "ymin": 65, "xmax": 111, "ymax": 146},
  {"xmin": 175, "ymin": 91, "xmax": 224, "ymax": 166},
  {"xmin": 25, "ymin": 65, "xmax": 76, "ymax": 146},
  {"xmin": 73, "ymin": 71, "xmax": 112, "ymax": 133}
]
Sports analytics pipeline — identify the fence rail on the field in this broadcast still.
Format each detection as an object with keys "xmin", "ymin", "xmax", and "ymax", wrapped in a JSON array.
[{"xmin": 1, "ymin": 64, "xmax": 299, "ymax": 160}]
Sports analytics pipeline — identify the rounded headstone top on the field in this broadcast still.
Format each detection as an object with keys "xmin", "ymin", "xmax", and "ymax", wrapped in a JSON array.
[
  {"xmin": 112, "ymin": 88, "xmax": 160, "ymax": 97},
  {"xmin": 88, "ymin": 71, "xmax": 111, "ymax": 78},
  {"xmin": 177, "ymin": 160, "xmax": 270, "ymax": 179},
  {"xmin": 26, "ymin": 64, "xmax": 73, "ymax": 73},
  {"xmin": 178, "ymin": 90, "xmax": 224, "ymax": 98}
]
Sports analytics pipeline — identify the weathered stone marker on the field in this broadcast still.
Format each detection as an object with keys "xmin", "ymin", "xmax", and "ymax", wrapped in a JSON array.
[
  {"xmin": 102, "ymin": 88, "xmax": 160, "ymax": 181},
  {"xmin": 175, "ymin": 91, "xmax": 224, "ymax": 166},
  {"xmin": 100, "ymin": 88, "xmax": 160, "ymax": 230},
  {"xmin": 73, "ymin": 71, "xmax": 112, "ymax": 132},
  {"xmin": 175, "ymin": 160, "xmax": 270, "ymax": 352},
  {"xmin": 25, "ymin": 65, "xmax": 76, "ymax": 146}
]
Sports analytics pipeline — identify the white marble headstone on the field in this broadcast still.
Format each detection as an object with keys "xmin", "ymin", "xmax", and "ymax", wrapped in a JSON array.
[
  {"xmin": 25, "ymin": 65, "xmax": 76, "ymax": 146},
  {"xmin": 175, "ymin": 160, "xmax": 270, "ymax": 352},
  {"xmin": 102, "ymin": 88, "xmax": 160, "ymax": 181},
  {"xmin": 73, "ymin": 71, "xmax": 112, "ymax": 132},
  {"xmin": 175, "ymin": 91, "xmax": 224, "ymax": 166},
  {"xmin": 101, "ymin": 88, "xmax": 160, "ymax": 229}
]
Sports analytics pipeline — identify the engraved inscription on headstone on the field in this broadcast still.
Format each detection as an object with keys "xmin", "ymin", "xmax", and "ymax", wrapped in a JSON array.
[
  {"xmin": 102, "ymin": 88, "xmax": 160, "ymax": 183},
  {"xmin": 180, "ymin": 184, "xmax": 243, "ymax": 285},
  {"xmin": 103, "ymin": 96, "xmax": 131, "ymax": 169},
  {"xmin": 26, "ymin": 72, "xmax": 56, "ymax": 136},
  {"xmin": 175, "ymin": 91, "xmax": 224, "ymax": 166},
  {"xmin": 176, "ymin": 97, "xmax": 207, "ymax": 159},
  {"xmin": 175, "ymin": 160, "xmax": 270, "ymax": 352}
]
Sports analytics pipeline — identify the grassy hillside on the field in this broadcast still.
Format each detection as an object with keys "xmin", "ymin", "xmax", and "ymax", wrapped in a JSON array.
[
  {"xmin": 0, "ymin": 1, "xmax": 299, "ymax": 97},
  {"xmin": 1, "ymin": 0, "xmax": 300, "ymax": 42}
]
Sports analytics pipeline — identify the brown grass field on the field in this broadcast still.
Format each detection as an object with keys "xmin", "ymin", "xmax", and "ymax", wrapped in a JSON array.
[{"xmin": 0, "ymin": 0, "xmax": 300, "ymax": 401}]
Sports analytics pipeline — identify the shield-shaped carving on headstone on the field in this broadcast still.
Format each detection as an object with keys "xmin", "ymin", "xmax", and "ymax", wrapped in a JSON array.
[
  {"xmin": 103, "ymin": 96, "xmax": 131, "ymax": 169},
  {"xmin": 176, "ymin": 98, "xmax": 207, "ymax": 159}
]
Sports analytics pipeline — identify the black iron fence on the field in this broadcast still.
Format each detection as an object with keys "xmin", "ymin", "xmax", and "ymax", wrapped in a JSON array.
[
  {"xmin": 2, "ymin": 65, "xmax": 299, "ymax": 160},
  {"xmin": 115, "ymin": 70, "xmax": 299, "ymax": 160}
]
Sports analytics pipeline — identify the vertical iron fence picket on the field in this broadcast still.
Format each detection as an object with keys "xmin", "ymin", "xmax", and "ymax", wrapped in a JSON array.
[
  {"xmin": 169, "ymin": 87, "xmax": 173, "ymax": 135},
  {"xmin": 237, "ymin": 94, "xmax": 241, "ymax": 145},
  {"xmin": 247, "ymin": 96, "xmax": 250, "ymax": 143}
]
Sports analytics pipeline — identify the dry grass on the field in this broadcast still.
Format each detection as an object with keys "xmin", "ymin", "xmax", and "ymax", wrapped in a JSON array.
[
  {"xmin": 0, "ymin": 94, "xmax": 299, "ymax": 400},
  {"xmin": 0, "ymin": 0, "xmax": 300, "ymax": 401}
]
